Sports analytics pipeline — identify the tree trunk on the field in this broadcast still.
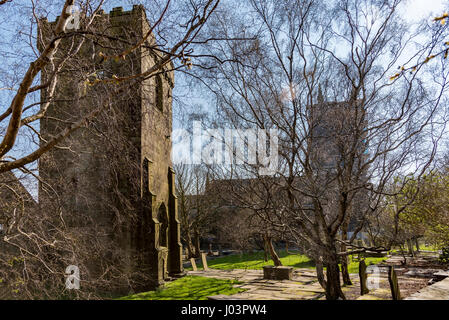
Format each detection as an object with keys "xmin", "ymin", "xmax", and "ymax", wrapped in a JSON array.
[
  {"xmin": 185, "ymin": 232, "xmax": 195, "ymax": 259},
  {"xmin": 325, "ymin": 260, "xmax": 346, "ymax": 300},
  {"xmin": 340, "ymin": 258, "xmax": 352, "ymax": 286},
  {"xmin": 340, "ymin": 223, "xmax": 352, "ymax": 286},
  {"xmin": 263, "ymin": 239, "xmax": 269, "ymax": 262},
  {"xmin": 414, "ymin": 237, "xmax": 420, "ymax": 252},
  {"xmin": 265, "ymin": 235, "xmax": 282, "ymax": 266},
  {"xmin": 315, "ymin": 257, "xmax": 327, "ymax": 289},
  {"xmin": 208, "ymin": 243, "xmax": 213, "ymax": 256},
  {"xmin": 407, "ymin": 239, "xmax": 415, "ymax": 257},
  {"xmin": 399, "ymin": 244, "xmax": 407, "ymax": 265},
  {"xmin": 194, "ymin": 230, "xmax": 201, "ymax": 258}
]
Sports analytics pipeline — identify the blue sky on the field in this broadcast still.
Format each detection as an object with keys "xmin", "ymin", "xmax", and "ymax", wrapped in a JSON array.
[{"xmin": 1, "ymin": 0, "xmax": 449, "ymax": 197}]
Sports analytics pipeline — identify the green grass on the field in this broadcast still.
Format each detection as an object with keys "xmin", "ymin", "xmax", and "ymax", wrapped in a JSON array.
[
  {"xmin": 188, "ymin": 250, "xmax": 386, "ymax": 274},
  {"xmin": 418, "ymin": 244, "xmax": 440, "ymax": 251},
  {"xmin": 188, "ymin": 250, "xmax": 313, "ymax": 270},
  {"xmin": 119, "ymin": 276, "xmax": 245, "ymax": 300},
  {"xmin": 389, "ymin": 243, "xmax": 440, "ymax": 254},
  {"xmin": 346, "ymin": 256, "xmax": 386, "ymax": 273},
  {"xmin": 120, "ymin": 252, "xmax": 386, "ymax": 300}
]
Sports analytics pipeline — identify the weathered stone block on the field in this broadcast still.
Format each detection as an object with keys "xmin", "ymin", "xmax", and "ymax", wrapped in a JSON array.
[
  {"xmin": 388, "ymin": 266, "xmax": 401, "ymax": 300},
  {"xmin": 201, "ymin": 253, "xmax": 209, "ymax": 271},
  {"xmin": 190, "ymin": 258, "xmax": 197, "ymax": 271},
  {"xmin": 263, "ymin": 266, "xmax": 293, "ymax": 280}
]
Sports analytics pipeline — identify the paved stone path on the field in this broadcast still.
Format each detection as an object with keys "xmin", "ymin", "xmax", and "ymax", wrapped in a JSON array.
[
  {"xmin": 187, "ymin": 267, "xmax": 430, "ymax": 300},
  {"xmin": 188, "ymin": 268, "xmax": 327, "ymax": 300},
  {"xmin": 405, "ymin": 277, "xmax": 449, "ymax": 300}
]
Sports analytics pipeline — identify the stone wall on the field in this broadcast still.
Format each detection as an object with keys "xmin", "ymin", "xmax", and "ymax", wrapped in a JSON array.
[{"xmin": 38, "ymin": 5, "xmax": 183, "ymax": 293}]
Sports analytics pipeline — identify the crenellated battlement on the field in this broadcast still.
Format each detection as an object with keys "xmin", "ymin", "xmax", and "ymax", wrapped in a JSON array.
[
  {"xmin": 109, "ymin": 5, "xmax": 144, "ymax": 17},
  {"xmin": 44, "ymin": 4, "xmax": 145, "ymax": 24}
]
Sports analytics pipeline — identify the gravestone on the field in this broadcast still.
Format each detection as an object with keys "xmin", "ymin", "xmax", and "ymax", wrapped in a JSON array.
[
  {"xmin": 201, "ymin": 253, "xmax": 209, "ymax": 271},
  {"xmin": 190, "ymin": 258, "xmax": 197, "ymax": 271},
  {"xmin": 359, "ymin": 260, "xmax": 370, "ymax": 295},
  {"xmin": 388, "ymin": 266, "xmax": 401, "ymax": 300}
]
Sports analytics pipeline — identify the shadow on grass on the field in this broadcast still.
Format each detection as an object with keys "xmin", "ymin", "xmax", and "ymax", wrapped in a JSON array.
[
  {"xmin": 187, "ymin": 250, "xmax": 315, "ymax": 270},
  {"xmin": 119, "ymin": 276, "xmax": 245, "ymax": 300},
  {"xmin": 292, "ymin": 260, "xmax": 316, "ymax": 268},
  {"xmin": 187, "ymin": 250, "xmax": 385, "ymax": 274}
]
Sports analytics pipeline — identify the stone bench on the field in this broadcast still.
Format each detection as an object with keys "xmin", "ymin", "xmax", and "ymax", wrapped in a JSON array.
[{"xmin": 263, "ymin": 266, "xmax": 293, "ymax": 280}]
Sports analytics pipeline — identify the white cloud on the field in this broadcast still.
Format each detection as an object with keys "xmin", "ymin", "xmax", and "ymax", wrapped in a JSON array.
[{"xmin": 401, "ymin": 0, "xmax": 447, "ymax": 22}]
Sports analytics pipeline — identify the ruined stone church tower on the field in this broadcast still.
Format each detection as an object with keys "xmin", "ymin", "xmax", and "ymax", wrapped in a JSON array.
[{"xmin": 38, "ymin": 5, "xmax": 183, "ymax": 292}]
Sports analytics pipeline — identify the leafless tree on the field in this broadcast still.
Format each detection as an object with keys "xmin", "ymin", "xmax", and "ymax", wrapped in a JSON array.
[
  {"xmin": 0, "ymin": 0, "xmax": 222, "ymax": 174},
  {"xmin": 189, "ymin": 0, "xmax": 448, "ymax": 299},
  {"xmin": 0, "ymin": 0, "xmax": 226, "ymax": 299},
  {"xmin": 175, "ymin": 163, "xmax": 221, "ymax": 258}
]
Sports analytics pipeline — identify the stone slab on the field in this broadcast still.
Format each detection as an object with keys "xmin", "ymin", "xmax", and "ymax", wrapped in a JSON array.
[
  {"xmin": 404, "ymin": 268, "xmax": 443, "ymax": 278},
  {"xmin": 190, "ymin": 258, "xmax": 197, "ymax": 271},
  {"xmin": 263, "ymin": 266, "xmax": 293, "ymax": 280},
  {"xmin": 433, "ymin": 270, "xmax": 449, "ymax": 280},
  {"xmin": 201, "ymin": 253, "xmax": 209, "ymax": 271},
  {"xmin": 405, "ymin": 277, "xmax": 449, "ymax": 300}
]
